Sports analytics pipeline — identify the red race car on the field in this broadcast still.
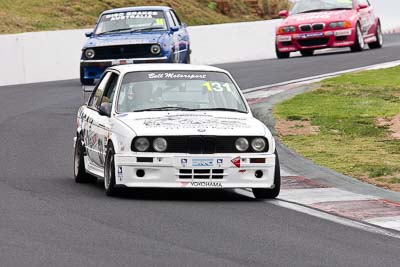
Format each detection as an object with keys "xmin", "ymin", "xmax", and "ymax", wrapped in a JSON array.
[{"xmin": 275, "ymin": 0, "xmax": 383, "ymax": 58}]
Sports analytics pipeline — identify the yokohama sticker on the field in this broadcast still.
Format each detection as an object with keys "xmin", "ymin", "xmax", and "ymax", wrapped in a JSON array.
[{"xmin": 181, "ymin": 181, "xmax": 222, "ymax": 188}]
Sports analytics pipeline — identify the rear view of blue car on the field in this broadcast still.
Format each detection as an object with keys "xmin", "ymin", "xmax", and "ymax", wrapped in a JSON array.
[{"xmin": 80, "ymin": 6, "xmax": 191, "ymax": 85}]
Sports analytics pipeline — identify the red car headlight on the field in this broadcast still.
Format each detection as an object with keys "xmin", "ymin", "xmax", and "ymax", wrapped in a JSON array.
[
  {"xmin": 278, "ymin": 26, "xmax": 296, "ymax": 34},
  {"xmin": 329, "ymin": 21, "xmax": 351, "ymax": 29}
]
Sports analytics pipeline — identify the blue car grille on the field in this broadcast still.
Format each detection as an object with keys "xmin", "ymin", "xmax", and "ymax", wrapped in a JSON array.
[{"xmin": 91, "ymin": 44, "xmax": 157, "ymax": 60}]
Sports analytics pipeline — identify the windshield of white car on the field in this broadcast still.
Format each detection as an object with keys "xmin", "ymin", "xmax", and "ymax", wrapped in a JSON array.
[
  {"xmin": 95, "ymin": 11, "xmax": 168, "ymax": 35},
  {"xmin": 117, "ymin": 71, "xmax": 248, "ymax": 113},
  {"xmin": 291, "ymin": 0, "xmax": 353, "ymax": 15}
]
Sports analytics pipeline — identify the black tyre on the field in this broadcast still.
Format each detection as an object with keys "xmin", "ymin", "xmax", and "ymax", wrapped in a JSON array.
[
  {"xmin": 300, "ymin": 49, "xmax": 314, "ymax": 57},
  {"xmin": 80, "ymin": 66, "xmax": 94, "ymax": 86},
  {"xmin": 351, "ymin": 24, "xmax": 365, "ymax": 52},
  {"xmin": 74, "ymin": 136, "xmax": 97, "ymax": 183},
  {"xmin": 253, "ymin": 150, "xmax": 281, "ymax": 199},
  {"xmin": 276, "ymin": 44, "xmax": 290, "ymax": 59},
  {"xmin": 368, "ymin": 23, "xmax": 383, "ymax": 49},
  {"xmin": 104, "ymin": 143, "xmax": 120, "ymax": 196},
  {"xmin": 184, "ymin": 49, "xmax": 191, "ymax": 64}
]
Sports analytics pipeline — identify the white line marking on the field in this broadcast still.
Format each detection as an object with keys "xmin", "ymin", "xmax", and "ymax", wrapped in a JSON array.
[
  {"xmin": 281, "ymin": 168, "xmax": 297, "ymax": 177},
  {"xmin": 279, "ymin": 188, "xmax": 377, "ymax": 205},
  {"xmin": 242, "ymin": 60, "xmax": 400, "ymax": 94},
  {"xmin": 235, "ymin": 189, "xmax": 400, "ymax": 238},
  {"xmin": 245, "ymin": 89, "xmax": 284, "ymax": 99},
  {"xmin": 365, "ymin": 216, "xmax": 400, "ymax": 232}
]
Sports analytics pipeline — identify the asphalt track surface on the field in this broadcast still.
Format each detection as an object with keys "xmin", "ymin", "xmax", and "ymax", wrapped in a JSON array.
[{"xmin": 1, "ymin": 36, "xmax": 400, "ymax": 266}]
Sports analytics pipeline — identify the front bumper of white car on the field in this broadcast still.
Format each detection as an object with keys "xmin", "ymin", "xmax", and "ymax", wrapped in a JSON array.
[{"xmin": 114, "ymin": 153, "xmax": 276, "ymax": 189}]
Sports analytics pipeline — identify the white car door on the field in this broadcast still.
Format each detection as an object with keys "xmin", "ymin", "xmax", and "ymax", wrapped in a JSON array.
[
  {"xmin": 84, "ymin": 72, "xmax": 112, "ymax": 168},
  {"xmin": 94, "ymin": 71, "xmax": 119, "ymax": 167}
]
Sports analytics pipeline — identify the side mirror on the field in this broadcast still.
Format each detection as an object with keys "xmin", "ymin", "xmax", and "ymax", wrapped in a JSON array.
[
  {"xmin": 279, "ymin": 10, "xmax": 289, "ymax": 18},
  {"xmin": 85, "ymin": 32, "xmax": 93, "ymax": 38},
  {"xmin": 182, "ymin": 23, "xmax": 187, "ymax": 28},
  {"xmin": 358, "ymin": 3, "xmax": 368, "ymax": 10},
  {"xmin": 99, "ymin": 102, "xmax": 112, "ymax": 117},
  {"xmin": 170, "ymin": 26, "xmax": 179, "ymax": 33}
]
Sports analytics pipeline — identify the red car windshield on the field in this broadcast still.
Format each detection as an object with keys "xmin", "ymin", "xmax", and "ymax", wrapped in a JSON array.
[{"xmin": 291, "ymin": 0, "xmax": 354, "ymax": 15}]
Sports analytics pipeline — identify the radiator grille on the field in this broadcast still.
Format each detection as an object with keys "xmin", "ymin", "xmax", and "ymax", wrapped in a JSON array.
[{"xmin": 178, "ymin": 169, "xmax": 225, "ymax": 179}]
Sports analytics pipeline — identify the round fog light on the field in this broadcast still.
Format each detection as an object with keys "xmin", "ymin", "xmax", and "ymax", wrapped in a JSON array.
[
  {"xmin": 136, "ymin": 169, "xmax": 145, "ymax": 178},
  {"xmin": 255, "ymin": 170, "xmax": 264, "ymax": 178},
  {"xmin": 153, "ymin": 137, "xmax": 167, "ymax": 152}
]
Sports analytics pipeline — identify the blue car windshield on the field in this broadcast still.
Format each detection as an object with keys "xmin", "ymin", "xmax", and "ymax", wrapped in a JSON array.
[
  {"xmin": 117, "ymin": 71, "xmax": 248, "ymax": 113},
  {"xmin": 291, "ymin": 0, "xmax": 354, "ymax": 15},
  {"xmin": 95, "ymin": 11, "xmax": 168, "ymax": 35}
]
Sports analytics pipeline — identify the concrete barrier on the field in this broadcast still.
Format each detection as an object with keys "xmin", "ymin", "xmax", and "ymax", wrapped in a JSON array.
[
  {"xmin": 0, "ymin": 20, "xmax": 280, "ymax": 86},
  {"xmin": 0, "ymin": 0, "xmax": 398, "ymax": 86}
]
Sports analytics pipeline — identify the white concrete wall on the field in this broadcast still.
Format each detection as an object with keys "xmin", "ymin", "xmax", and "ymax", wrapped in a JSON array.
[
  {"xmin": 0, "ymin": 1, "xmax": 399, "ymax": 86},
  {"xmin": 0, "ymin": 20, "xmax": 280, "ymax": 86}
]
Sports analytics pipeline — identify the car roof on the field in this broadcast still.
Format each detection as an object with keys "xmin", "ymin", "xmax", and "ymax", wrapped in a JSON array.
[
  {"xmin": 108, "ymin": 64, "xmax": 229, "ymax": 75},
  {"xmin": 101, "ymin": 6, "xmax": 172, "ymax": 15}
]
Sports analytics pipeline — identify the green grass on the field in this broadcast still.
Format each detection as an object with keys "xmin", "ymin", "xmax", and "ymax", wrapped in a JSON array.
[
  {"xmin": 0, "ymin": 0, "xmax": 290, "ymax": 34},
  {"xmin": 274, "ymin": 66, "xmax": 400, "ymax": 191}
]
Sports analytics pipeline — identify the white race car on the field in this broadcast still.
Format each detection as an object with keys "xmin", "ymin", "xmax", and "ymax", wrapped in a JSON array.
[{"xmin": 74, "ymin": 64, "xmax": 280, "ymax": 198}]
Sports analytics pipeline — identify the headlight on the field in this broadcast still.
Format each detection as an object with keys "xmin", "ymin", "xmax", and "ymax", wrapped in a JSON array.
[
  {"xmin": 153, "ymin": 137, "xmax": 167, "ymax": 152},
  {"xmin": 150, "ymin": 44, "xmax": 161, "ymax": 55},
  {"xmin": 278, "ymin": 26, "xmax": 296, "ymax": 34},
  {"xmin": 329, "ymin": 21, "xmax": 351, "ymax": 29},
  {"xmin": 134, "ymin": 137, "xmax": 150, "ymax": 152},
  {"xmin": 85, "ymin": 49, "xmax": 95, "ymax": 59},
  {"xmin": 235, "ymin": 138, "xmax": 249, "ymax": 152},
  {"xmin": 251, "ymin": 138, "xmax": 266, "ymax": 152}
]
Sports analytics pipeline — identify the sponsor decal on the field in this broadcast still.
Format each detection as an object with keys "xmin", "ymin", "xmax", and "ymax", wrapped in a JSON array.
[
  {"xmin": 192, "ymin": 159, "xmax": 213, "ymax": 167},
  {"xmin": 301, "ymin": 32, "xmax": 324, "ymax": 39},
  {"xmin": 181, "ymin": 181, "xmax": 222, "ymax": 188},
  {"xmin": 142, "ymin": 114, "xmax": 250, "ymax": 130},
  {"xmin": 181, "ymin": 159, "xmax": 188, "ymax": 167},
  {"xmin": 217, "ymin": 159, "xmax": 223, "ymax": 167},
  {"xmin": 118, "ymin": 166, "xmax": 123, "ymax": 181},
  {"xmin": 148, "ymin": 73, "xmax": 207, "ymax": 80},
  {"xmin": 231, "ymin": 157, "xmax": 241, "ymax": 168},
  {"xmin": 104, "ymin": 11, "xmax": 160, "ymax": 21}
]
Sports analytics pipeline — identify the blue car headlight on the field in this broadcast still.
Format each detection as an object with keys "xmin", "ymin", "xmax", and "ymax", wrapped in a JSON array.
[
  {"xmin": 150, "ymin": 44, "xmax": 161, "ymax": 55},
  {"xmin": 85, "ymin": 49, "xmax": 95, "ymax": 59}
]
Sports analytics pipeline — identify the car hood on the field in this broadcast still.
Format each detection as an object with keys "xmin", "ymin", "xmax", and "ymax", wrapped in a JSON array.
[
  {"xmin": 83, "ymin": 31, "xmax": 167, "ymax": 49},
  {"xmin": 115, "ymin": 112, "xmax": 267, "ymax": 137},
  {"xmin": 281, "ymin": 10, "xmax": 356, "ymax": 26}
]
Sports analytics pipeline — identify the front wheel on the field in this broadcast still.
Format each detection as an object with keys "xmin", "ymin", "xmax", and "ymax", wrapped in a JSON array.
[
  {"xmin": 252, "ymin": 150, "xmax": 281, "ymax": 199},
  {"xmin": 276, "ymin": 44, "xmax": 290, "ymax": 59},
  {"xmin": 300, "ymin": 50, "xmax": 314, "ymax": 57},
  {"xmin": 351, "ymin": 24, "xmax": 365, "ymax": 52},
  {"xmin": 74, "ymin": 136, "xmax": 97, "ymax": 184},
  {"xmin": 104, "ymin": 143, "xmax": 120, "ymax": 196},
  {"xmin": 368, "ymin": 23, "xmax": 383, "ymax": 49},
  {"xmin": 184, "ymin": 49, "xmax": 191, "ymax": 64}
]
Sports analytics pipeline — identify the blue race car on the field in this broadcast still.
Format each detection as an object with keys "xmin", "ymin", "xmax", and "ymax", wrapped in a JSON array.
[{"xmin": 80, "ymin": 6, "xmax": 191, "ymax": 85}]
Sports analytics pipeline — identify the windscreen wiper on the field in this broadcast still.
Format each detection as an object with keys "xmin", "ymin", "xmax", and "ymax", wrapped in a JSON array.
[
  {"xmin": 133, "ymin": 107, "xmax": 194, "ymax": 112},
  {"xmin": 194, "ymin": 108, "xmax": 248, "ymax": 113},
  {"xmin": 130, "ymin": 27, "xmax": 166, "ymax": 32},
  {"xmin": 326, "ymin": 7, "xmax": 352, "ymax": 11},
  {"xmin": 97, "ymin": 27, "xmax": 133, "ymax": 36},
  {"xmin": 298, "ymin": 9, "xmax": 329, "ymax": 14}
]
